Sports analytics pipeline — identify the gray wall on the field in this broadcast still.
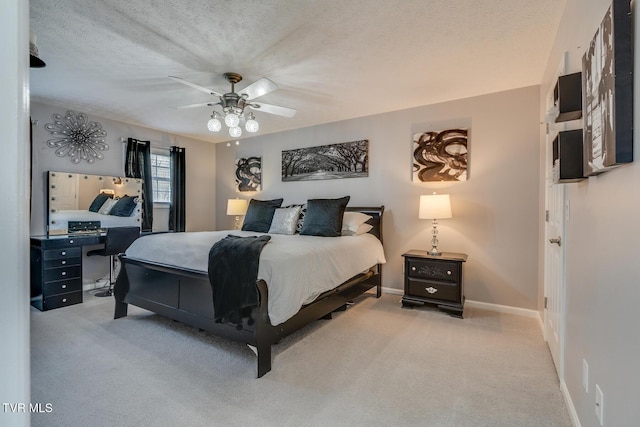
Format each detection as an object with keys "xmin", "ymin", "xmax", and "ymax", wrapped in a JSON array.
[
  {"xmin": 540, "ymin": 0, "xmax": 640, "ymax": 425},
  {"xmin": 1, "ymin": 0, "xmax": 30, "ymax": 425},
  {"xmin": 216, "ymin": 86, "xmax": 542, "ymax": 308}
]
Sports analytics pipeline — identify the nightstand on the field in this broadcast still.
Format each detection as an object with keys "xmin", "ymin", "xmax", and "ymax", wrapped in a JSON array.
[{"xmin": 401, "ymin": 250, "xmax": 468, "ymax": 318}]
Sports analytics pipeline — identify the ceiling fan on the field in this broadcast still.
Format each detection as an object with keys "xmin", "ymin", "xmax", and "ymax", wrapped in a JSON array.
[{"xmin": 169, "ymin": 72, "xmax": 296, "ymax": 137}]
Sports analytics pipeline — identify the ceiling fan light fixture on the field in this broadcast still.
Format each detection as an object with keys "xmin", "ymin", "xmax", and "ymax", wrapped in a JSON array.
[
  {"xmin": 245, "ymin": 113, "xmax": 259, "ymax": 133},
  {"xmin": 225, "ymin": 113, "xmax": 240, "ymax": 128},
  {"xmin": 229, "ymin": 126, "xmax": 242, "ymax": 138},
  {"xmin": 207, "ymin": 113, "xmax": 222, "ymax": 132}
]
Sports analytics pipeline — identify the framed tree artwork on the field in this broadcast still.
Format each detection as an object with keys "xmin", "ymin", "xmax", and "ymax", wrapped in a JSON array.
[
  {"xmin": 281, "ymin": 140, "xmax": 368, "ymax": 182},
  {"xmin": 582, "ymin": 0, "xmax": 633, "ymax": 176},
  {"xmin": 413, "ymin": 128, "xmax": 468, "ymax": 182}
]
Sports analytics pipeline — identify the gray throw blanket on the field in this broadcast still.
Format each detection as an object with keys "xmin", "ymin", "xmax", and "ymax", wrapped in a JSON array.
[{"xmin": 207, "ymin": 234, "xmax": 271, "ymax": 326}]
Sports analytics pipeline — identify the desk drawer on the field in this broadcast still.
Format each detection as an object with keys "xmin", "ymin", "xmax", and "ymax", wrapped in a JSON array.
[
  {"xmin": 43, "ymin": 265, "xmax": 82, "ymax": 282},
  {"xmin": 407, "ymin": 279, "xmax": 460, "ymax": 303},
  {"xmin": 44, "ymin": 256, "xmax": 81, "ymax": 269},
  {"xmin": 43, "ymin": 247, "xmax": 81, "ymax": 260},
  {"xmin": 407, "ymin": 259, "xmax": 459, "ymax": 282},
  {"xmin": 43, "ymin": 278, "xmax": 82, "ymax": 297},
  {"xmin": 42, "ymin": 292, "xmax": 82, "ymax": 310}
]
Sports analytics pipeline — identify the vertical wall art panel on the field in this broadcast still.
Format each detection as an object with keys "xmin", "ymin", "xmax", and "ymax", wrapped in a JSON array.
[
  {"xmin": 582, "ymin": 0, "xmax": 633, "ymax": 176},
  {"xmin": 281, "ymin": 140, "xmax": 369, "ymax": 182},
  {"xmin": 235, "ymin": 157, "xmax": 262, "ymax": 191},
  {"xmin": 413, "ymin": 128, "xmax": 468, "ymax": 182}
]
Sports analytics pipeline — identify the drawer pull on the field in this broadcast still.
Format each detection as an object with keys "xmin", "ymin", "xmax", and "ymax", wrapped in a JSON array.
[
  {"xmin": 447, "ymin": 271, "xmax": 452, "ymax": 275},
  {"xmin": 411, "ymin": 267, "xmax": 416, "ymax": 271},
  {"xmin": 61, "ymin": 284, "xmax": 67, "ymax": 289},
  {"xmin": 61, "ymin": 272, "xmax": 67, "ymax": 276},
  {"xmin": 61, "ymin": 251, "xmax": 66, "ymax": 256},
  {"xmin": 62, "ymin": 298, "xmax": 67, "ymax": 303},
  {"xmin": 425, "ymin": 287, "xmax": 438, "ymax": 294},
  {"xmin": 61, "ymin": 260, "xmax": 66, "ymax": 265},
  {"xmin": 69, "ymin": 240, "xmax": 74, "ymax": 244}
]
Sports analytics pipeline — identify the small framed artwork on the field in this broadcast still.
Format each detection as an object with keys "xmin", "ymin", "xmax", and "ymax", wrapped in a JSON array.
[
  {"xmin": 282, "ymin": 140, "xmax": 368, "ymax": 182},
  {"xmin": 235, "ymin": 157, "xmax": 261, "ymax": 192},
  {"xmin": 582, "ymin": 0, "xmax": 633, "ymax": 175},
  {"xmin": 413, "ymin": 128, "xmax": 468, "ymax": 182}
]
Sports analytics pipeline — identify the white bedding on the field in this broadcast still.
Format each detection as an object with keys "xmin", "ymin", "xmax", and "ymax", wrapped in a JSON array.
[
  {"xmin": 49, "ymin": 209, "xmax": 141, "ymax": 233},
  {"xmin": 124, "ymin": 231, "xmax": 386, "ymax": 325}
]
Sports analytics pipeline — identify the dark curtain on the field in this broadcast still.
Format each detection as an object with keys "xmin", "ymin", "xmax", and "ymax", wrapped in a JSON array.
[
  {"xmin": 125, "ymin": 138, "xmax": 153, "ymax": 232},
  {"xmin": 169, "ymin": 146, "xmax": 186, "ymax": 232}
]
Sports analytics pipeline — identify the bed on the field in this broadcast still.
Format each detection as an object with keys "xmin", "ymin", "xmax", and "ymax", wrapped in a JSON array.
[{"xmin": 113, "ymin": 206, "xmax": 385, "ymax": 377}]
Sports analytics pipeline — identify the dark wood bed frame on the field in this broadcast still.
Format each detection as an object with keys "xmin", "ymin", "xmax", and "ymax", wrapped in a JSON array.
[{"xmin": 113, "ymin": 206, "xmax": 384, "ymax": 377}]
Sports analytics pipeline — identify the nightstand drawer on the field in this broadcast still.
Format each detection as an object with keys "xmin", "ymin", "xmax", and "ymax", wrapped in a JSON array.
[
  {"xmin": 408, "ymin": 279, "xmax": 459, "ymax": 303},
  {"xmin": 43, "ymin": 256, "xmax": 81, "ymax": 269},
  {"xmin": 407, "ymin": 258, "xmax": 459, "ymax": 282},
  {"xmin": 42, "ymin": 292, "xmax": 83, "ymax": 310}
]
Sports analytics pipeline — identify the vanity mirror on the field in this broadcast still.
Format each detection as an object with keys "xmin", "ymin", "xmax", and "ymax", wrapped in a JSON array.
[{"xmin": 47, "ymin": 171, "xmax": 143, "ymax": 235}]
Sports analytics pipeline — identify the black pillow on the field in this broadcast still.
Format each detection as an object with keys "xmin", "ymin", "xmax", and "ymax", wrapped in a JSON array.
[
  {"xmin": 300, "ymin": 196, "xmax": 350, "ymax": 237},
  {"xmin": 109, "ymin": 195, "xmax": 137, "ymax": 217},
  {"xmin": 241, "ymin": 198, "xmax": 284, "ymax": 232},
  {"xmin": 88, "ymin": 193, "xmax": 112, "ymax": 212}
]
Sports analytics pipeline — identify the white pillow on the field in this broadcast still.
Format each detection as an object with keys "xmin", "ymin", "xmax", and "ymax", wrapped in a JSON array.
[
  {"xmin": 268, "ymin": 206, "xmax": 302, "ymax": 235},
  {"xmin": 342, "ymin": 223, "xmax": 373, "ymax": 236},
  {"xmin": 342, "ymin": 212, "xmax": 372, "ymax": 234},
  {"xmin": 97, "ymin": 198, "xmax": 118, "ymax": 215}
]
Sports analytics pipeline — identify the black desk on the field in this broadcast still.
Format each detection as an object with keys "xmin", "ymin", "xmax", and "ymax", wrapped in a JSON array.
[{"xmin": 30, "ymin": 233, "xmax": 106, "ymax": 311}]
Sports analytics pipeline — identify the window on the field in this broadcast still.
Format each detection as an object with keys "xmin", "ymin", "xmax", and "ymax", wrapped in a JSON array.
[{"xmin": 151, "ymin": 153, "xmax": 171, "ymax": 203}]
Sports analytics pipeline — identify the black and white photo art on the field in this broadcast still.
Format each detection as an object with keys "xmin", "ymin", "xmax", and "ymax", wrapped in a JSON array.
[
  {"xmin": 582, "ymin": 0, "xmax": 633, "ymax": 175},
  {"xmin": 413, "ymin": 128, "xmax": 468, "ymax": 182},
  {"xmin": 281, "ymin": 140, "xmax": 368, "ymax": 182},
  {"xmin": 235, "ymin": 157, "xmax": 262, "ymax": 191}
]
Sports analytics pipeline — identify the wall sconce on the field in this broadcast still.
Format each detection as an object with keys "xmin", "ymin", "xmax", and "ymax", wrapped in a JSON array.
[
  {"xmin": 419, "ymin": 193, "xmax": 452, "ymax": 256},
  {"xmin": 113, "ymin": 177, "xmax": 123, "ymax": 185},
  {"xmin": 227, "ymin": 198, "xmax": 248, "ymax": 230}
]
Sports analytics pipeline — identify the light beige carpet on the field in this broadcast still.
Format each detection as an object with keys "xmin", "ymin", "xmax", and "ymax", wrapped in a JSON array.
[{"xmin": 30, "ymin": 292, "xmax": 571, "ymax": 427}]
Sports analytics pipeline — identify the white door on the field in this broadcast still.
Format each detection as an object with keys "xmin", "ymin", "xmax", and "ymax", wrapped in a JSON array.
[{"xmin": 544, "ymin": 140, "xmax": 566, "ymax": 379}]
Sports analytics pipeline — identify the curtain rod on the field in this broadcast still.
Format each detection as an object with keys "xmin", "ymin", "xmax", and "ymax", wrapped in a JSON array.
[{"xmin": 119, "ymin": 137, "xmax": 171, "ymax": 150}]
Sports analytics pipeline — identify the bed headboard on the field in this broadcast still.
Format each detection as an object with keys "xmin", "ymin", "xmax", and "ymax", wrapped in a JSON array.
[{"xmin": 346, "ymin": 206, "xmax": 384, "ymax": 243}]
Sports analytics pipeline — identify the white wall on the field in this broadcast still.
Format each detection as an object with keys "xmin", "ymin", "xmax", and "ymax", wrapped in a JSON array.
[
  {"xmin": 540, "ymin": 0, "xmax": 640, "ymax": 425},
  {"xmin": 30, "ymin": 101, "xmax": 217, "ymax": 281},
  {"xmin": 216, "ymin": 86, "xmax": 541, "ymax": 308},
  {"xmin": 1, "ymin": 0, "xmax": 30, "ymax": 425}
]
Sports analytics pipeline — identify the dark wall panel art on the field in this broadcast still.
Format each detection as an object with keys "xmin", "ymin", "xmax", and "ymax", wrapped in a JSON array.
[
  {"xmin": 413, "ymin": 128, "xmax": 468, "ymax": 182},
  {"xmin": 235, "ymin": 157, "xmax": 262, "ymax": 191}
]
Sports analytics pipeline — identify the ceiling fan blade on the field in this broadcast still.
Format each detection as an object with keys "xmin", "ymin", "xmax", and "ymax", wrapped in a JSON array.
[
  {"xmin": 249, "ymin": 102, "xmax": 297, "ymax": 118},
  {"xmin": 169, "ymin": 76, "xmax": 223, "ymax": 97},
  {"xmin": 240, "ymin": 77, "xmax": 278, "ymax": 100},
  {"xmin": 173, "ymin": 102, "xmax": 220, "ymax": 109}
]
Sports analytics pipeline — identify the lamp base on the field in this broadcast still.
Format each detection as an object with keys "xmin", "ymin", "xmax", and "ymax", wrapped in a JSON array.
[{"xmin": 428, "ymin": 248, "xmax": 442, "ymax": 256}]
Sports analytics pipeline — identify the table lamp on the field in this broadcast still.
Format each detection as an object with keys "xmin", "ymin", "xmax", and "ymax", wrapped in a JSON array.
[
  {"xmin": 419, "ymin": 193, "xmax": 452, "ymax": 256},
  {"xmin": 227, "ymin": 198, "xmax": 248, "ymax": 230}
]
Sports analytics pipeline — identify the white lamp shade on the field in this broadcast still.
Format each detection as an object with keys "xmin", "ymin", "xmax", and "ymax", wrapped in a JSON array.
[
  {"xmin": 419, "ymin": 194, "xmax": 452, "ymax": 219},
  {"xmin": 226, "ymin": 199, "xmax": 248, "ymax": 216}
]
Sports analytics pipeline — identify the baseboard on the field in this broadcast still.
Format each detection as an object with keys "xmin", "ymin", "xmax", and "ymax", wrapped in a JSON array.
[
  {"xmin": 382, "ymin": 286, "xmax": 403, "ymax": 296},
  {"xmin": 560, "ymin": 379, "xmax": 581, "ymax": 427}
]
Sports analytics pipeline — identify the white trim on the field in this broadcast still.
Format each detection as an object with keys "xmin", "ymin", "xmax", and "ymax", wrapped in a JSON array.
[{"xmin": 561, "ymin": 379, "xmax": 581, "ymax": 427}]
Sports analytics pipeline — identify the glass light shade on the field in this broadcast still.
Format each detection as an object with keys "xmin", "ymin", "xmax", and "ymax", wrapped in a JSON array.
[
  {"xmin": 225, "ymin": 113, "xmax": 240, "ymax": 128},
  {"xmin": 207, "ymin": 117, "xmax": 221, "ymax": 132},
  {"xmin": 419, "ymin": 194, "xmax": 452, "ymax": 219},
  {"xmin": 245, "ymin": 118, "xmax": 259, "ymax": 133},
  {"xmin": 226, "ymin": 198, "xmax": 248, "ymax": 216},
  {"xmin": 229, "ymin": 126, "xmax": 242, "ymax": 137}
]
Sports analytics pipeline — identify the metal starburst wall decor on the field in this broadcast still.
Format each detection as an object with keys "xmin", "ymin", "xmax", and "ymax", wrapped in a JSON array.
[{"xmin": 44, "ymin": 110, "xmax": 109, "ymax": 164}]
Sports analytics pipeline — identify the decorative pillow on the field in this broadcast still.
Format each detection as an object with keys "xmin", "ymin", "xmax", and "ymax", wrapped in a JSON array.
[
  {"xmin": 342, "ymin": 223, "xmax": 373, "ymax": 236},
  {"xmin": 268, "ymin": 206, "xmax": 302, "ymax": 235},
  {"xmin": 97, "ymin": 198, "xmax": 118, "ymax": 215},
  {"xmin": 300, "ymin": 196, "xmax": 350, "ymax": 237},
  {"xmin": 109, "ymin": 195, "xmax": 138, "ymax": 217},
  {"xmin": 242, "ymin": 198, "xmax": 284, "ymax": 232},
  {"xmin": 341, "ymin": 212, "xmax": 372, "ymax": 234},
  {"xmin": 88, "ymin": 193, "xmax": 113, "ymax": 212}
]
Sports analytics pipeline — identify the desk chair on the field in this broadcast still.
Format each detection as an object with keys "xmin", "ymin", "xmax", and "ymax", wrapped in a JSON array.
[{"xmin": 87, "ymin": 226, "xmax": 140, "ymax": 297}]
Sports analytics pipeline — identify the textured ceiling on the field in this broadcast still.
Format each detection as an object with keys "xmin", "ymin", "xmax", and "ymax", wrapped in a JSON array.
[{"xmin": 29, "ymin": 0, "xmax": 566, "ymax": 144}]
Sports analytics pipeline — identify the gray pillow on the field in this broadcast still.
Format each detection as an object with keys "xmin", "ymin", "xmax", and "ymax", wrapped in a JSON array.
[
  {"xmin": 88, "ymin": 193, "xmax": 112, "ymax": 212},
  {"xmin": 241, "ymin": 198, "xmax": 284, "ymax": 232},
  {"xmin": 268, "ymin": 206, "xmax": 302, "ymax": 235},
  {"xmin": 300, "ymin": 196, "xmax": 350, "ymax": 237}
]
